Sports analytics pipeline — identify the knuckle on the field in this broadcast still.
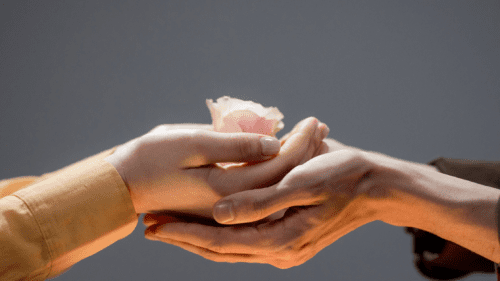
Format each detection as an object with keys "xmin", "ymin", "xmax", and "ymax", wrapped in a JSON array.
[
  {"xmin": 360, "ymin": 175, "xmax": 380, "ymax": 198},
  {"xmin": 284, "ymin": 169, "xmax": 312, "ymax": 192},
  {"xmin": 347, "ymin": 149, "xmax": 370, "ymax": 166},
  {"xmin": 249, "ymin": 198, "xmax": 266, "ymax": 221},
  {"xmin": 331, "ymin": 149, "xmax": 373, "ymax": 172},
  {"xmin": 148, "ymin": 124, "xmax": 166, "ymax": 133},
  {"xmin": 207, "ymin": 241, "xmax": 224, "ymax": 254},
  {"xmin": 338, "ymin": 148, "xmax": 360, "ymax": 159},
  {"xmin": 185, "ymin": 129, "xmax": 210, "ymax": 151},
  {"xmin": 236, "ymin": 136, "xmax": 258, "ymax": 158},
  {"xmin": 158, "ymin": 124, "xmax": 171, "ymax": 131},
  {"xmin": 205, "ymin": 230, "xmax": 228, "ymax": 254},
  {"xmin": 235, "ymin": 196, "xmax": 264, "ymax": 222},
  {"xmin": 187, "ymin": 129, "xmax": 206, "ymax": 141}
]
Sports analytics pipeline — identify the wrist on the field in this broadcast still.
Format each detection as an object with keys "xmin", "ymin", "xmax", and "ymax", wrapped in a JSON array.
[
  {"xmin": 365, "ymin": 157, "xmax": 446, "ymax": 229},
  {"xmin": 379, "ymin": 160, "xmax": 500, "ymax": 261},
  {"xmin": 105, "ymin": 141, "xmax": 142, "ymax": 214}
]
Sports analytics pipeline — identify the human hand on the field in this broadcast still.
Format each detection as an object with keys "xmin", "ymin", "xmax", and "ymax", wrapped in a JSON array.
[
  {"xmin": 144, "ymin": 144, "xmax": 500, "ymax": 268},
  {"xmin": 143, "ymin": 149, "xmax": 386, "ymax": 268},
  {"xmin": 105, "ymin": 118, "xmax": 327, "ymax": 216}
]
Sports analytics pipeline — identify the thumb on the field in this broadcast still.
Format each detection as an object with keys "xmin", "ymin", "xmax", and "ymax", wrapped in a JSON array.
[
  {"xmin": 212, "ymin": 180, "xmax": 315, "ymax": 224},
  {"xmin": 192, "ymin": 131, "xmax": 282, "ymax": 164}
]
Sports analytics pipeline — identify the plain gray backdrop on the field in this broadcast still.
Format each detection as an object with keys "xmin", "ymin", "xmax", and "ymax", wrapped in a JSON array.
[{"xmin": 1, "ymin": 1, "xmax": 499, "ymax": 280}]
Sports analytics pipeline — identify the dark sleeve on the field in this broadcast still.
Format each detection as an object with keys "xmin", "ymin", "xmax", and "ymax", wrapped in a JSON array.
[
  {"xmin": 428, "ymin": 157, "xmax": 500, "ymax": 189},
  {"xmin": 428, "ymin": 157, "xmax": 500, "ymax": 249}
]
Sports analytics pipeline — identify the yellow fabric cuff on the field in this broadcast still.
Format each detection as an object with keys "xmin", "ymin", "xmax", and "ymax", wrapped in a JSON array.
[{"xmin": 13, "ymin": 150, "xmax": 138, "ymax": 278}]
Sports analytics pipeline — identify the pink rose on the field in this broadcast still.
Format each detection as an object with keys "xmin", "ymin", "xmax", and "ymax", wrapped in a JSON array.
[
  {"xmin": 206, "ymin": 96, "xmax": 284, "ymax": 136},
  {"xmin": 207, "ymin": 96, "xmax": 287, "ymax": 219}
]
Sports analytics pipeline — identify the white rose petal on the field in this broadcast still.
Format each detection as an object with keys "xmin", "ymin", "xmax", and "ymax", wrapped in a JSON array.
[{"xmin": 206, "ymin": 96, "xmax": 284, "ymax": 136}]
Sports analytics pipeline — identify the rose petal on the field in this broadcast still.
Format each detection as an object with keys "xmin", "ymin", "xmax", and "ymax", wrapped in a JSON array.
[{"xmin": 206, "ymin": 96, "xmax": 284, "ymax": 136}]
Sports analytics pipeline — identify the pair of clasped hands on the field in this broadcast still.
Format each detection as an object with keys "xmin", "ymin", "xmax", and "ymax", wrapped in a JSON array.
[{"xmin": 104, "ymin": 117, "xmax": 478, "ymax": 269}]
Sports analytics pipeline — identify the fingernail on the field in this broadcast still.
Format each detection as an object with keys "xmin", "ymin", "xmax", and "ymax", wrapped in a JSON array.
[
  {"xmin": 213, "ymin": 201, "xmax": 235, "ymax": 223},
  {"xmin": 260, "ymin": 137, "xmax": 280, "ymax": 156}
]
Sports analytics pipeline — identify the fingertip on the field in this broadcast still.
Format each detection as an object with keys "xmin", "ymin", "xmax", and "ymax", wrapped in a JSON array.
[
  {"xmin": 260, "ymin": 136, "xmax": 281, "ymax": 156},
  {"xmin": 313, "ymin": 123, "xmax": 323, "ymax": 142},
  {"xmin": 318, "ymin": 123, "xmax": 330, "ymax": 139},
  {"xmin": 295, "ymin": 117, "xmax": 318, "ymax": 135},
  {"xmin": 213, "ymin": 201, "xmax": 235, "ymax": 224},
  {"xmin": 305, "ymin": 117, "xmax": 319, "ymax": 126},
  {"xmin": 213, "ymin": 185, "xmax": 289, "ymax": 225},
  {"xmin": 204, "ymin": 132, "xmax": 282, "ymax": 163}
]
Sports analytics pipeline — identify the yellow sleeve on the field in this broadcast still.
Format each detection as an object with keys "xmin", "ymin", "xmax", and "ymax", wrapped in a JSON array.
[{"xmin": 0, "ymin": 148, "xmax": 138, "ymax": 280}]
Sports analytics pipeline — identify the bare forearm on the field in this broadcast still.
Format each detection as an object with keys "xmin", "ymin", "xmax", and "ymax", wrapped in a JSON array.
[
  {"xmin": 320, "ymin": 139, "xmax": 500, "ymax": 261},
  {"xmin": 388, "ymin": 164, "xmax": 500, "ymax": 263}
]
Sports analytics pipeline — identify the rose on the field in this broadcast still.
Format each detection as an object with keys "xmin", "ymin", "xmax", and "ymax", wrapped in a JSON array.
[{"xmin": 206, "ymin": 96, "xmax": 284, "ymax": 137}]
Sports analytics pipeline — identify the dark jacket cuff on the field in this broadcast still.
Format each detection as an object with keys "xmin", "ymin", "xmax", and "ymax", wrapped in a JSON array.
[{"xmin": 428, "ymin": 157, "xmax": 500, "ymax": 257}]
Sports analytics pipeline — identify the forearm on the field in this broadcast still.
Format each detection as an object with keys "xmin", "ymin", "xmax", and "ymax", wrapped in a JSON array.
[
  {"xmin": 386, "ymin": 164, "xmax": 500, "ymax": 263},
  {"xmin": 1, "ymin": 149, "xmax": 138, "ymax": 280}
]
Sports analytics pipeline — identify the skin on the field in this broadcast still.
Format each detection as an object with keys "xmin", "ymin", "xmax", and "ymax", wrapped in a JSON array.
[
  {"xmin": 105, "ymin": 117, "xmax": 329, "ymax": 216},
  {"xmin": 144, "ymin": 138, "xmax": 500, "ymax": 268}
]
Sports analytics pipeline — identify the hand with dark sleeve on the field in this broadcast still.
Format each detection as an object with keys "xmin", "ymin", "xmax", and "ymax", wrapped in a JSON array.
[
  {"xmin": 406, "ymin": 158, "xmax": 500, "ymax": 280},
  {"xmin": 144, "ymin": 137, "xmax": 500, "ymax": 272}
]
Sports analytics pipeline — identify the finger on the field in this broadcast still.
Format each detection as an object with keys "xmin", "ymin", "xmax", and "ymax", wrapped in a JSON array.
[
  {"xmin": 280, "ymin": 118, "xmax": 327, "ymax": 161},
  {"xmin": 188, "ymin": 131, "xmax": 281, "ymax": 165},
  {"xmin": 279, "ymin": 119, "xmax": 307, "ymax": 144},
  {"xmin": 229, "ymin": 149, "xmax": 375, "ymax": 225},
  {"xmin": 146, "ymin": 235, "xmax": 265, "ymax": 264},
  {"xmin": 314, "ymin": 141, "xmax": 330, "ymax": 157},
  {"xmin": 150, "ymin": 235, "xmax": 293, "ymax": 269},
  {"xmin": 212, "ymin": 180, "xmax": 319, "ymax": 224},
  {"xmin": 199, "ymin": 117, "xmax": 322, "ymax": 194},
  {"xmin": 280, "ymin": 119, "xmax": 327, "ymax": 145},
  {"xmin": 318, "ymin": 122, "xmax": 330, "ymax": 140},
  {"xmin": 268, "ymin": 117, "xmax": 323, "ymax": 169},
  {"xmin": 279, "ymin": 117, "xmax": 318, "ymax": 155},
  {"xmin": 148, "ymin": 124, "xmax": 213, "ymax": 134},
  {"xmin": 143, "ymin": 213, "xmax": 180, "ymax": 227},
  {"xmin": 145, "ymin": 218, "xmax": 285, "ymax": 255},
  {"xmin": 212, "ymin": 150, "xmax": 368, "ymax": 225},
  {"xmin": 297, "ymin": 122, "xmax": 329, "ymax": 165}
]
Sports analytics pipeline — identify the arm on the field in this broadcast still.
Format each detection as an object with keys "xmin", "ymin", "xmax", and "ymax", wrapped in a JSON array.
[
  {"xmin": 0, "ymin": 148, "xmax": 138, "ymax": 280},
  {"xmin": 316, "ymin": 139, "xmax": 500, "ymax": 259},
  {"xmin": 379, "ymin": 157, "xmax": 500, "ymax": 263},
  {"xmin": 144, "ymin": 140, "xmax": 500, "ymax": 268},
  {"xmin": 0, "ymin": 147, "xmax": 123, "ymax": 199},
  {"xmin": 0, "ymin": 119, "xmax": 326, "ymax": 280},
  {"xmin": 406, "ymin": 157, "xmax": 500, "ymax": 278},
  {"xmin": 105, "ymin": 117, "xmax": 326, "ymax": 215}
]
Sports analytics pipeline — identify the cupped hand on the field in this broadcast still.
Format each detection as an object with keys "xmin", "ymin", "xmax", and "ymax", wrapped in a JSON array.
[
  {"xmin": 143, "ymin": 149, "xmax": 392, "ymax": 268},
  {"xmin": 144, "ymin": 135, "xmax": 500, "ymax": 269},
  {"xmin": 105, "ymin": 117, "xmax": 327, "ymax": 216}
]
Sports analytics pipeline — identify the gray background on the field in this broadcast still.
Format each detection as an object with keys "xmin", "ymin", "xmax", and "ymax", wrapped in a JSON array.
[{"xmin": 1, "ymin": 1, "xmax": 499, "ymax": 280}]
